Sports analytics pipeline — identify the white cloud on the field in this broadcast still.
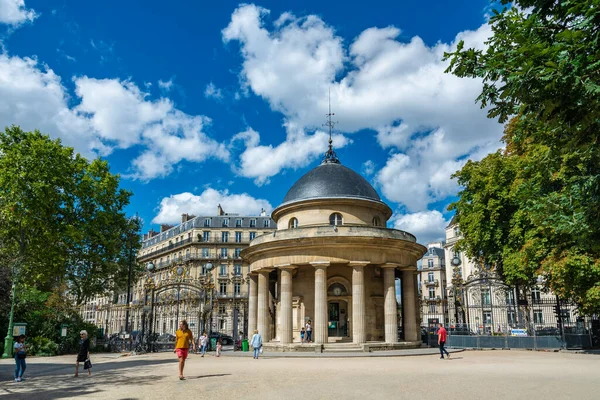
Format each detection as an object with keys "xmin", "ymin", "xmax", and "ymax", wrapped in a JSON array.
[
  {"xmin": 204, "ymin": 82, "xmax": 223, "ymax": 100},
  {"xmin": 223, "ymin": 4, "xmax": 503, "ymax": 208},
  {"xmin": 232, "ymin": 123, "xmax": 350, "ymax": 185},
  {"xmin": 392, "ymin": 210, "xmax": 449, "ymax": 245},
  {"xmin": 152, "ymin": 188, "xmax": 273, "ymax": 224},
  {"xmin": 0, "ymin": 54, "xmax": 227, "ymax": 180},
  {"xmin": 158, "ymin": 78, "xmax": 174, "ymax": 92},
  {"xmin": 0, "ymin": 0, "xmax": 37, "ymax": 26},
  {"xmin": 361, "ymin": 160, "xmax": 375, "ymax": 176}
]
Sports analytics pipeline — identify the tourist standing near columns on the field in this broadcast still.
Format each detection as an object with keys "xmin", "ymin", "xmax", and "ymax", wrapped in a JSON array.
[
  {"xmin": 300, "ymin": 327, "xmax": 306, "ymax": 344},
  {"xmin": 74, "ymin": 331, "xmax": 91, "ymax": 377},
  {"xmin": 174, "ymin": 320, "xmax": 196, "ymax": 380},
  {"xmin": 250, "ymin": 329, "xmax": 262, "ymax": 359},
  {"xmin": 437, "ymin": 323, "xmax": 450, "ymax": 359},
  {"xmin": 305, "ymin": 320, "xmax": 312, "ymax": 343},
  {"xmin": 13, "ymin": 335, "xmax": 27, "ymax": 383}
]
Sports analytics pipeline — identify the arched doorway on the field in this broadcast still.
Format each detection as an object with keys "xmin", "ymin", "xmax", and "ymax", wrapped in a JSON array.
[{"xmin": 327, "ymin": 282, "xmax": 350, "ymax": 339}]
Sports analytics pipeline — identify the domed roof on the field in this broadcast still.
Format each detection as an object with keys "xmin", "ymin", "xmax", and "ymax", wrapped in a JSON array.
[{"xmin": 282, "ymin": 162, "xmax": 381, "ymax": 204}]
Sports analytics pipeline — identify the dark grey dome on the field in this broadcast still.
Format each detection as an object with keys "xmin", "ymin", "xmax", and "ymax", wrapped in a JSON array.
[{"xmin": 282, "ymin": 162, "xmax": 381, "ymax": 204}]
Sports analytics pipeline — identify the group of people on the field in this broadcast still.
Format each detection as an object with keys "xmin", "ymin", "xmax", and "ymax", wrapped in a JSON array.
[
  {"xmin": 12, "ymin": 330, "xmax": 92, "ymax": 383},
  {"xmin": 300, "ymin": 320, "xmax": 312, "ymax": 343}
]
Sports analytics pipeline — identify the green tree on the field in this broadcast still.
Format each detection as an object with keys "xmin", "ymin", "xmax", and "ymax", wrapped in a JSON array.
[
  {"xmin": 444, "ymin": 1, "xmax": 600, "ymax": 313},
  {"xmin": 0, "ymin": 126, "xmax": 140, "ymax": 304}
]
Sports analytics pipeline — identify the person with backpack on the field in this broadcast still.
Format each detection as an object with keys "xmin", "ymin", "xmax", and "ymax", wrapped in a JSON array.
[{"xmin": 13, "ymin": 335, "xmax": 27, "ymax": 383}]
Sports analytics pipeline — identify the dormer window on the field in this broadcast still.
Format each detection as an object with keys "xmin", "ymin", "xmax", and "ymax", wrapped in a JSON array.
[
  {"xmin": 289, "ymin": 218, "xmax": 298, "ymax": 229},
  {"xmin": 372, "ymin": 216, "xmax": 381, "ymax": 227},
  {"xmin": 329, "ymin": 213, "xmax": 343, "ymax": 226}
]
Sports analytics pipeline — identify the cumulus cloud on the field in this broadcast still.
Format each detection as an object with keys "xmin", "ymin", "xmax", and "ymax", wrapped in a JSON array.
[
  {"xmin": 204, "ymin": 82, "xmax": 223, "ymax": 100},
  {"xmin": 152, "ymin": 188, "xmax": 273, "ymax": 224},
  {"xmin": 392, "ymin": 210, "xmax": 449, "ymax": 245},
  {"xmin": 231, "ymin": 123, "xmax": 350, "ymax": 185},
  {"xmin": 0, "ymin": 54, "xmax": 227, "ymax": 180},
  {"xmin": 158, "ymin": 78, "xmax": 174, "ymax": 92},
  {"xmin": 0, "ymin": 0, "xmax": 37, "ymax": 26},
  {"xmin": 222, "ymin": 4, "xmax": 503, "ymax": 209},
  {"xmin": 361, "ymin": 160, "xmax": 375, "ymax": 176}
]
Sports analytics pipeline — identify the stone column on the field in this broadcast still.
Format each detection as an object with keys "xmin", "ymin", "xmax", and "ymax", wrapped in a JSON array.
[
  {"xmin": 311, "ymin": 261, "xmax": 329, "ymax": 344},
  {"xmin": 382, "ymin": 264, "xmax": 398, "ymax": 343},
  {"xmin": 402, "ymin": 269, "xmax": 418, "ymax": 341},
  {"xmin": 351, "ymin": 262, "xmax": 368, "ymax": 344},
  {"xmin": 247, "ymin": 273, "xmax": 258, "ymax": 335},
  {"xmin": 257, "ymin": 269, "xmax": 272, "ymax": 342},
  {"xmin": 279, "ymin": 266, "xmax": 294, "ymax": 344}
]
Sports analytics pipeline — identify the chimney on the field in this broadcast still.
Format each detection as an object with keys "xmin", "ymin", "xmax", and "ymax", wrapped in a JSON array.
[
  {"xmin": 260, "ymin": 208, "xmax": 266, "ymax": 217},
  {"xmin": 217, "ymin": 204, "xmax": 224, "ymax": 216},
  {"xmin": 147, "ymin": 229, "xmax": 158, "ymax": 238},
  {"xmin": 160, "ymin": 224, "xmax": 173, "ymax": 233},
  {"xmin": 181, "ymin": 213, "xmax": 188, "ymax": 224}
]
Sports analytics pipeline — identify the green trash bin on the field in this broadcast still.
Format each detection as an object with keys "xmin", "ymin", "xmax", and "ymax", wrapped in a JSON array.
[
  {"xmin": 210, "ymin": 337, "xmax": 217, "ymax": 351},
  {"xmin": 242, "ymin": 339, "xmax": 249, "ymax": 352}
]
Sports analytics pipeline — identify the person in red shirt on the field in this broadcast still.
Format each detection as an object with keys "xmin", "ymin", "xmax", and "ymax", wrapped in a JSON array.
[{"xmin": 437, "ymin": 323, "xmax": 450, "ymax": 359}]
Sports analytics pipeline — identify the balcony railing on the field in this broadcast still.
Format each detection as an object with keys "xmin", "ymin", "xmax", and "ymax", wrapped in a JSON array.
[
  {"xmin": 425, "ymin": 279, "xmax": 439, "ymax": 287},
  {"xmin": 139, "ymin": 237, "xmax": 252, "ymax": 260}
]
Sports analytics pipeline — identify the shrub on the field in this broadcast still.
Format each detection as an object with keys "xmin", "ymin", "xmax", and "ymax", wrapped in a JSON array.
[{"xmin": 28, "ymin": 336, "xmax": 58, "ymax": 356}]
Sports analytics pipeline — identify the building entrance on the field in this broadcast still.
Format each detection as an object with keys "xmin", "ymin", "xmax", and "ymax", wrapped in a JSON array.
[{"xmin": 328, "ymin": 300, "xmax": 349, "ymax": 338}]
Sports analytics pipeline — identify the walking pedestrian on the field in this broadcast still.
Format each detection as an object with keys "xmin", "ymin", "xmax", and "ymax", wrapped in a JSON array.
[
  {"xmin": 300, "ymin": 327, "xmax": 305, "ymax": 344},
  {"xmin": 437, "ymin": 323, "xmax": 450, "ymax": 359},
  {"xmin": 250, "ymin": 329, "xmax": 262, "ymax": 359},
  {"xmin": 13, "ymin": 335, "xmax": 26, "ymax": 383},
  {"xmin": 74, "ymin": 330, "xmax": 91, "ymax": 377},
  {"xmin": 174, "ymin": 320, "xmax": 196, "ymax": 380},
  {"xmin": 306, "ymin": 320, "xmax": 312, "ymax": 343},
  {"xmin": 216, "ymin": 338, "xmax": 222, "ymax": 357},
  {"xmin": 199, "ymin": 332, "xmax": 208, "ymax": 357}
]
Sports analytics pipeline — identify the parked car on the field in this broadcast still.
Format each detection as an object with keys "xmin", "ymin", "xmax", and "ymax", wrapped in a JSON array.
[
  {"xmin": 157, "ymin": 333, "xmax": 176, "ymax": 342},
  {"xmin": 209, "ymin": 332, "xmax": 234, "ymax": 345}
]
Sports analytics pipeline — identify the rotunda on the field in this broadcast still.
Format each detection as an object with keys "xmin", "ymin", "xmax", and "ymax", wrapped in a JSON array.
[{"xmin": 242, "ymin": 149, "xmax": 427, "ymax": 351}]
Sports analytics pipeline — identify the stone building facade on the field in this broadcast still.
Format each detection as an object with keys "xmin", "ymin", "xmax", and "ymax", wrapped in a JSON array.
[
  {"xmin": 418, "ymin": 242, "xmax": 447, "ymax": 325},
  {"xmin": 242, "ymin": 151, "xmax": 427, "ymax": 350}
]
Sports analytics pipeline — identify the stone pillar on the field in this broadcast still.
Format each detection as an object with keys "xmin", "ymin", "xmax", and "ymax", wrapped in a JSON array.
[
  {"xmin": 248, "ymin": 273, "xmax": 258, "ymax": 335},
  {"xmin": 311, "ymin": 261, "xmax": 329, "ymax": 344},
  {"xmin": 382, "ymin": 264, "xmax": 398, "ymax": 343},
  {"xmin": 402, "ymin": 269, "xmax": 418, "ymax": 342},
  {"xmin": 279, "ymin": 266, "xmax": 294, "ymax": 344},
  {"xmin": 257, "ymin": 269, "xmax": 272, "ymax": 341},
  {"xmin": 351, "ymin": 262, "xmax": 368, "ymax": 344}
]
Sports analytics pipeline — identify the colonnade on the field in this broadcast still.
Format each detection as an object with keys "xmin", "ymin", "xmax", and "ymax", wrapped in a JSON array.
[{"xmin": 246, "ymin": 263, "xmax": 419, "ymax": 344}]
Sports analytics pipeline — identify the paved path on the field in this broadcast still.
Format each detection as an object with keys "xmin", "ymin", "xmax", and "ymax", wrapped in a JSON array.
[{"xmin": 1, "ymin": 350, "xmax": 599, "ymax": 399}]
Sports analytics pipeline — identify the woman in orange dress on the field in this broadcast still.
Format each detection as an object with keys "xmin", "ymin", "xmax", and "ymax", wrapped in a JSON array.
[{"xmin": 174, "ymin": 320, "xmax": 196, "ymax": 380}]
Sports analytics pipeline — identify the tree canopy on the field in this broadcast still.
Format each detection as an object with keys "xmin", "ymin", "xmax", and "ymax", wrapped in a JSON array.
[
  {"xmin": 444, "ymin": 0, "xmax": 600, "ymax": 313},
  {"xmin": 0, "ymin": 126, "xmax": 142, "ymax": 305}
]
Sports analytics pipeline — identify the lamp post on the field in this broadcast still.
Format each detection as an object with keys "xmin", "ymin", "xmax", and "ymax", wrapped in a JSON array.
[{"xmin": 2, "ymin": 276, "xmax": 17, "ymax": 359}]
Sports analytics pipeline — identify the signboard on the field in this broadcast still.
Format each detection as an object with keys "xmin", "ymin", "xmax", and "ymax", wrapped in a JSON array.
[
  {"xmin": 511, "ymin": 329, "xmax": 528, "ymax": 337},
  {"xmin": 13, "ymin": 323, "xmax": 26, "ymax": 336}
]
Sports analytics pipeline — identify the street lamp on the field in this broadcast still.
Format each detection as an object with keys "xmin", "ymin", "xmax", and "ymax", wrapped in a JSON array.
[
  {"xmin": 2, "ymin": 268, "xmax": 18, "ymax": 359},
  {"xmin": 145, "ymin": 262, "xmax": 155, "ymax": 351}
]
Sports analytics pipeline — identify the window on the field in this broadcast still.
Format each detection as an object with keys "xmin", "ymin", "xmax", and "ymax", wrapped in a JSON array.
[
  {"xmin": 428, "ymin": 272, "xmax": 434, "ymax": 283},
  {"xmin": 219, "ymin": 264, "xmax": 227, "ymax": 276},
  {"xmin": 235, "ymin": 219, "xmax": 242, "ymax": 227},
  {"xmin": 234, "ymin": 248, "xmax": 241, "ymax": 258},
  {"xmin": 249, "ymin": 232, "xmax": 256, "ymax": 240},
  {"xmin": 222, "ymin": 218, "xmax": 229, "ymax": 227},
  {"xmin": 220, "ymin": 320, "xmax": 226, "ymax": 330},
  {"xmin": 203, "ymin": 231, "xmax": 210, "ymax": 242},
  {"xmin": 428, "ymin": 304, "xmax": 437, "ymax": 313},
  {"xmin": 234, "ymin": 265, "xmax": 242, "ymax": 276},
  {"xmin": 250, "ymin": 219, "xmax": 256, "ymax": 228},
  {"xmin": 329, "ymin": 213, "xmax": 343, "ymax": 226},
  {"xmin": 289, "ymin": 218, "xmax": 298, "ymax": 229},
  {"xmin": 427, "ymin": 259, "xmax": 434, "ymax": 268},
  {"xmin": 561, "ymin": 310, "xmax": 571, "ymax": 324},
  {"xmin": 428, "ymin": 288, "xmax": 436, "ymax": 299},
  {"xmin": 202, "ymin": 248, "xmax": 209, "ymax": 258},
  {"xmin": 531, "ymin": 289, "xmax": 541, "ymax": 304},
  {"xmin": 263, "ymin": 219, "xmax": 270, "ymax": 228},
  {"xmin": 481, "ymin": 290, "xmax": 491, "ymax": 306},
  {"xmin": 483, "ymin": 312, "xmax": 492, "ymax": 324},
  {"xmin": 220, "ymin": 248, "xmax": 228, "ymax": 258},
  {"xmin": 507, "ymin": 311, "xmax": 517, "ymax": 326},
  {"xmin": 235, "ymin": 232, "xmax": 243, "ymax": 242},
  {"xmin": 453, "ymin": 226, "xmax": 460, "ymax": 236},
  {"xmin": 533, "ymin": 311, "xmax": 544, "ymax": 324},
  {"xmin": 219, "ymin": 305, "xmax": 226, "ymax": 314},
  {"xmin": 372, "ymin": 216, "xmax": 381, "ymax": 227},
  {"xmin": 166, "ymin": 255, "xmax": 170, "ymax": 263},
  {"xmin": 204, "ymin": 218, "xmax": 211, "ymax": 227},
  {"xmin": 219, "ymin": 282, "xmax": 227, "ymax": 295},
  {"xmin": 506, "ymin": 291, "xmax": 515, "ymax": 305},
  {"xmin": 234, "ymin": 282, "xmax": 241, "ymax": 295},
  {"xmin": 188, "ymin": 232, "xmax": 192, "ymax": 239},
  {"xmin": 221, "ymin": 231, "xmax": 229, "ymax": 242}
]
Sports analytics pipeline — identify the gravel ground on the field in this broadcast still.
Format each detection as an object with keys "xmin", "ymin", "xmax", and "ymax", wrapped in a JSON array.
[{"xmin": 1, "ymin": 350, "xmax": 599, "ymax": 399}]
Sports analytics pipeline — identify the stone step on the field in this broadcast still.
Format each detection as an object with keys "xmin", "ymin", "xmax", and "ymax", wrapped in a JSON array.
[{"xmin": 322, "ymin": 347, "xmax": 363, "ymax": 353}]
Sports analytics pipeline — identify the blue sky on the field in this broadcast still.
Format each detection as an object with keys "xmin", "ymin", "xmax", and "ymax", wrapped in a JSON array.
[{"xmin": 0, "ymin": 0, "xmax": 504, "ymax": 244}]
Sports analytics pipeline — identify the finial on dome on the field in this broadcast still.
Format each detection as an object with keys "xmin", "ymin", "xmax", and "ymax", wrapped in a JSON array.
[{"xmin": 322, "ymin": 88, "xmax": 340, "ymax": 164}]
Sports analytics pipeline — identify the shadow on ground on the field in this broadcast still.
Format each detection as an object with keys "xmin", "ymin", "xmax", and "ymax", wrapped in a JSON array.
[{"xmin": 0, "ymin": 358, "xmax": 178, "ymax": 400}]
